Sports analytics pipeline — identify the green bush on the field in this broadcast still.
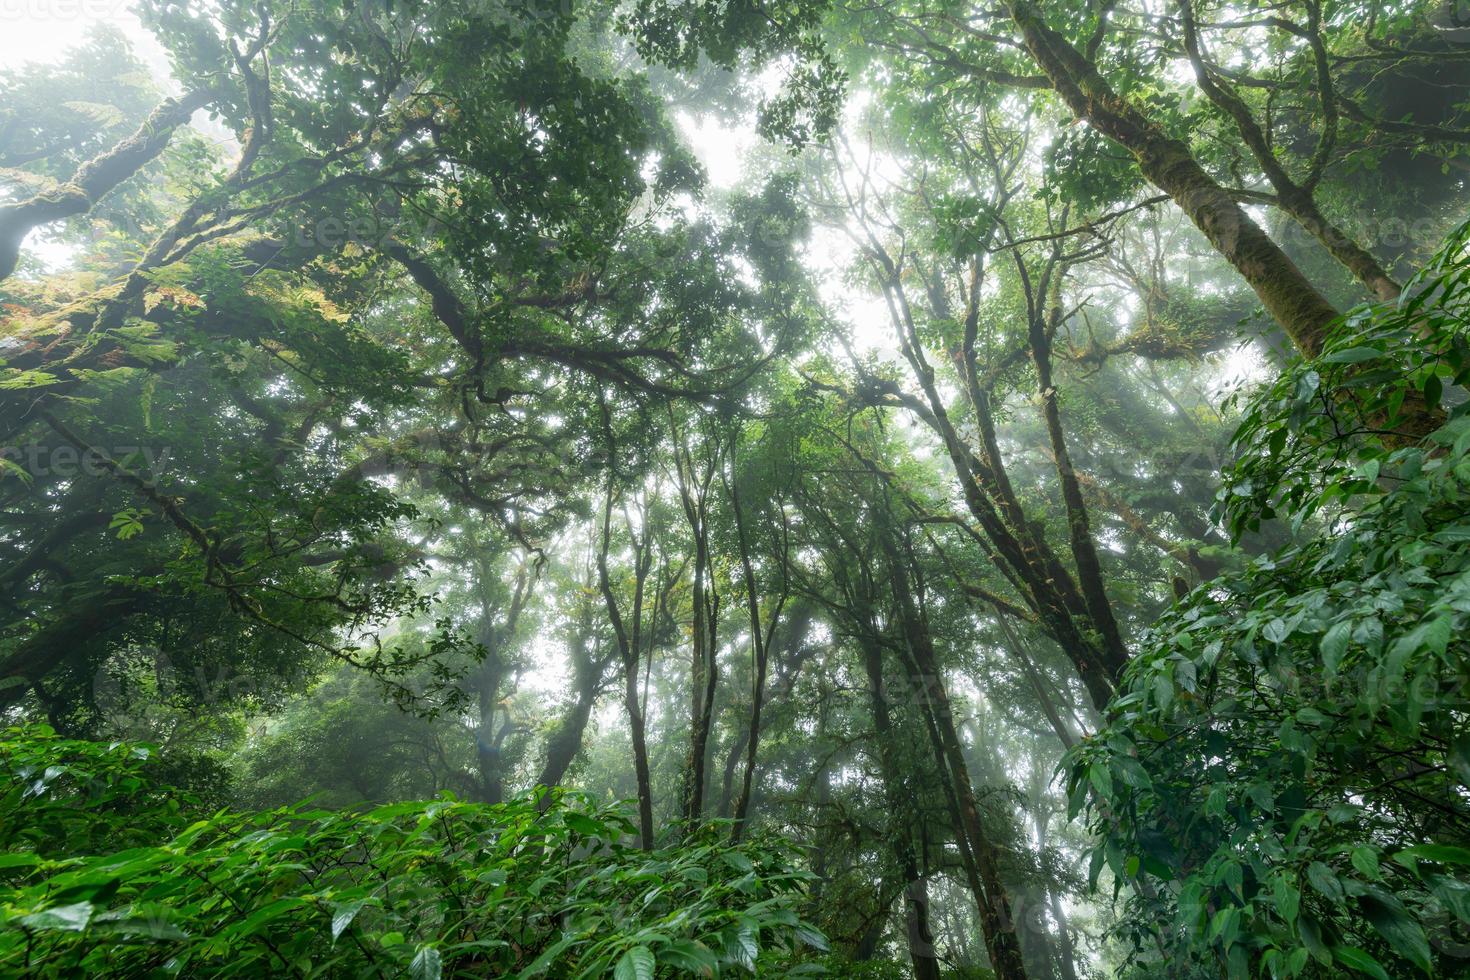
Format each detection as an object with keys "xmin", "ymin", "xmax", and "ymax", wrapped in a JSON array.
[
  {"xmin": 1067, "ymin": 222, "xmax": 1470, "ymax": 977},
  {"xmin": 0, "ymin": 725, "xmax": 827, "ymax": 977},
  {"xmin": 0, "ymin": 723, "xmax": 201, "ymax": 858}
]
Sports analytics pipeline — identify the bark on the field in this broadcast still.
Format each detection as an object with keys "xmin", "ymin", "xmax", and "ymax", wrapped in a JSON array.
[
  {"xmin": 717, "ymin": 728, "xmax": 750, "ymax": 819},
  {"xmin": 596, "ymin": 477, "xmax": 655, "ymax": 850},
  {"xmin": 475, "ymin": 680, "xmax": 505, "ymax": 804},
  {"xmin": 718, "ymin": 607, "xmax": 815, "ymax": 818},
  {"xmin": 860, "ymin": 632, "xmax": 942, "ymax": 980},
  {"xmin": 620, "ymin": 649, "xmax": 656, "ymax": 851},
  {"xmin": 853, "ymin": 896, "xmax": 888, "ymax": 961},
  {"xmin": 681, "ymin": 524, "xmax": 718, "ymax": 824},
  {"xmin": 536, "ymin": 677, "xmax": 599, "ymax": 791},
  {"xmin": 1031, "ymin": 794, "xmax": 1081, "ymax": 980},
  {"xmin": 671, "ymin": 413, "xmax": 721, "ymax": 827},
  {"xmin": 537, "ymin": 600, "xmax": 611, "ymax": 791},
  {"xmin": 1050, "ymin": 892, "xmax": 1081, "ymax": 980},
  {"xmin": 470, "ymin": 649, "xmax": 504, "ymax": 806},
  {"xmin": 904, "ymin": 877, "xmax": 942, "ymax": 980},
  {"xmin": 468, "ymin": 557, "xmax": 531, "ymax": 804},
  {"xmin": 1019, "ymin": 894, "xmax": 1062, "ymax": 980},
  {"xmin": 809, "ymin": 686, "xmax": 833, "ymax": 904},
  {"xmin": 995, "ymin": 613, "xmax": 1077, "ymax": 751},
  {"xmin": 0, "ymin": 587, "xmax": 140, "ymax": 705},
  {"xmin": 1176, "ymin": 0, "xmax": 1401, "ymax": 302},
  {"xmin": 470, "ymin": 699, "xmax": 508, "ymax": 805},
  {"xmin": 0, "ymin": 507, "xmax": 110, "ymax": 599},
  {"xmin": 863, "ymin": 256, "xmax": 1120, "ymax": 709},
  {"xmin": 883, "ymin": 531, "xmax": 1029, "ymax": 980},
  {"xmin": 1070, "ymin": 462, "xmax": 1221, "ymax": 582},
  {"xmin": 1029, "ymin": 304, "xmax": 1128, "ymax": 676},
  {"xmin": 728, "ymin": 453, "xmax": 790, "ymax": 840},
  {"xmin": 0, "ymin": 90, "xmax": 213, "ymax": 281},
  {"xmin": 1006, "ymin": 0, "xmax": 1340, "ymax": 356}
]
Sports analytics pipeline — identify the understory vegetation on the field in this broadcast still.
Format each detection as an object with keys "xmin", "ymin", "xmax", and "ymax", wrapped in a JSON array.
[{"xmin": 0, "ymin": 726, "xmax": 824, "ymax": 977}]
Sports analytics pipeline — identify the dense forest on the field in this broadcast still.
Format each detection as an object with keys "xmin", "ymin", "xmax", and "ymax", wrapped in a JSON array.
[{"xmin": 2, "ymin": 0, "xmax": 1469, "ymax": 975}]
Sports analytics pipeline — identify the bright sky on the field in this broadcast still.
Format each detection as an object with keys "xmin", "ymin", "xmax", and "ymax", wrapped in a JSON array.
[{"xmin": 0, "ymin": 0, "xmax": 165, "ymax": 72}]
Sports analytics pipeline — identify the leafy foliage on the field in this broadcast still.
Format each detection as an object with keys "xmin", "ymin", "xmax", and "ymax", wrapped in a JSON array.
[
  {"xmin": 1067, "ymin": 223, "xmax": 1470, "ymax": 976},
  {"xmin": 0, "ymin": 724, "xmax": 826, "ymax": 978}
]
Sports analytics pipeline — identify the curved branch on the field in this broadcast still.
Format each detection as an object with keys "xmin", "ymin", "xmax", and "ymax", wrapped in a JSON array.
[{"xmin": 0, "ymin": 89, "xmax": 215, "ymax": 281}]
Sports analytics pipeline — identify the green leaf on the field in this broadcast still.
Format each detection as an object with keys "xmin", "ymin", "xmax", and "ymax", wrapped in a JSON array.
[
  {"xmin": 1351, "ymin": 846, "xmax": 1381, "ymax": 881},
  {"xmin": 794, "ymin": 924, "xmax": 829, "ymax": 951},
  {"xmin": 1321, "ymin": 347, "xmax": 1382, "ymax": 364},
  {"xmin": 658, "ymin": 939, "xmax": 718, "ymax": 972},
  {"xmin": 410, "ymin": 945, "xmax": 443, "ymax": 980},
  {"xmin": 331, "ymin": 901, "xmax": 365, "ymax": 942},
  {"xmin": 0, "ymin": 456, "xmax": 33, "ymax": 485},
  {"xmin": 1331, "ymin": 945, "xmax": 1392, "ymax": 980},
  {"xmin": 722, "ymin": 851, "xmax": 754, "ymax": 873},
  {"xmin": 1307, "ymin": 862, "xmax": 1344, "ymax": 904},
  {"xmin": 562, "ymin": 810, "xmax": 597, "ymax": 833},
  {"xmin": 1321, "ymin": 620, "xmax": 1352, "ymax": 674},
  {"xmin": 92, "ymin": 907, "xmax": 188, "ymax": 940},
  {"xmin": 1152, "ymin": 670, "xmax": 1175, "ymax": 711},
  {"xmin": 108, "ymin": 509, "xmax": 145, "ymax": 540},
  {"xmin": 1359, "ymin": 890, "xmax": 1432, "ymax": 973},
  {"xmin": 517, "ymin": 934, "xmax": 577, "ymax": 977},
  {"xmin": 1396, "ymin": 844, "xmax": 1470, "ymax": 866},
  {"xmin": 20, "ymin": 901, "xmax": 94, "ymax": 932},
  {"xmin": 0, "ymin": 853, "xmax": 42, "ymax": 869},
  {"xmin": 614, "ymin": 945, "xmax": 654, "ymax": 980},
  {"xmin": 0, "ymin": 369, "xmax": 61, "ymax": 390},
  {"xmin": 1272, "ymin": 876, "xmax": 1300, "ymax": 926},
  {"xmin": 1208, "ymin": 906, "xmax": 1240, "ymax": 948},
  {"xmin": 1388, "ymin": 615, "xmax": 1452, "ymax": 662},
  {"xmin": 1114, "ymin": 755, "xmax": 1152, "ymax": 789},
  {"xmin": 1299, "ymin": 914, "xmax": 1331, "ymax": 965},
  {"xmin": 1425, "ymin": 372, "xmax": 1444, "ymax": 411},
  {"xmin": 726, "ymin": 925, "xmax": 759, "ymax": 971}
]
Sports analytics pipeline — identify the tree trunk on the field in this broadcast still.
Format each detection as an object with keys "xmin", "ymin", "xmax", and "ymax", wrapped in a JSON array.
[
  {"xmin": 475, "ymin": 679, "xmax": 504, "ymax": 804},
  {"xmin": 717, "ymin": 728, "xmax": 750, "ymax": 818},
  {"xmin": 996, "ymin": 614, "xmax": 1077, "ymax": 751},
  {"xmin": 597, "ymin": 478, "xmax": 656, "ymax": 850},
  {"xmin": 681, "ymin": 540, "xmax": 718, "ymax": 825},
  {"xmin": 623, "ymin": 652, "xmax": 656, "ymax": 850},
  {"xmin": 536, "ymin": 684, "xmax": 598, "ymax": 792},
  {"xmin": 1006, "ymin": 0, "xmax": 1340, "ymax": 357},
  {"xmin": 728, "ymin": 459, "xmax": 788, "ymax": 840},
  {"xmin": 1031, "ymin": 795, "xmax": 1081, "ymax": 980},
  {"xmin": 1029, "ymin": 304, "xmax": 1128, "ymax": 677},
  {"xmin": 871, "ymin": 270, "xmax": 1119, "ymax": 709},
  {"xmin": 861, "ymin": 633, "xmax": 943, "ymax": 980},
  {"xmin": 904, "ymin": 874, "xmax": 943, "ymax": 980},
  {"xmin": 536, "ymin": 605, "xmax": 609, "ymax": 792},
  {"xmin": 1050, "ymin": 892, "xmax": 1081, "ymax": 980},
  {"xmin": 884, "ymin": 534, "xmax": 1029, "ymax": 980},
  {"xmin": 672, "ymin": 420, "xmax": 721, "ymax": 828}
]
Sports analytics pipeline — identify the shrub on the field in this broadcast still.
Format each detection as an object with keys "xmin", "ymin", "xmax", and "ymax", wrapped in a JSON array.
[
  {"xmin": 1066, "ymin": 222, "xmax": 1470, "ymax": 977},
  {"xmin": 0, "ymin": 724, "xmax": 827, "ymax": 977}
]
